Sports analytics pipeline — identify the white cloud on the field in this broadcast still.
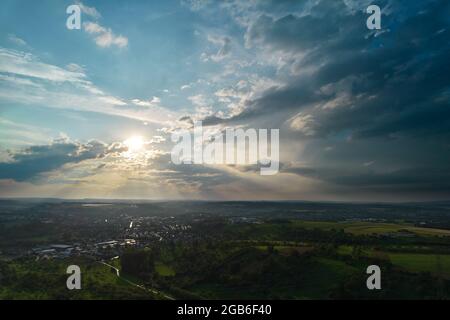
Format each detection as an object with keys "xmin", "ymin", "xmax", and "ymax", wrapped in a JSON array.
[
  {"xmin": 0, "ymin": 74, "xmax": 42, "ymax": 88},
  {"xmin": 0, "ymin": 48, "xmax": 86, "ymax": 83},
  {"xmin": 66, "ymin": 63, "xmax": 86, "ymax": 73},
  {"xmin": 201, "ymin": 35, "xmax": 232, "ymax": 62},
  {"xmin": 188, "ymin": 94, "xmax": 210, "ymax": 107},
  {"xmin": 73, "ymin": 2, "xmax": 127, "ymax": 49},
  {"xmin": 131, "ymin": 96, "xmax": 161, "ymax": 107},
  {"xmin": 0, "ymin": 117, "xmax": 52, "ymax": 147},
  {"xmin": 7, "ymin": 34, "xmax": 27, "ymax": 47},
  {"xmin": 84, "ymin": 21, "xmax": 106, "ymax": 33},
  {"xmin": 76, "ymin": 1, "xmax": 101, "ymax": 19},
  {"xmin": 182, "ymin": 0, "xmax": 211, "ymax": 11},
  {"xmin": 83, "ymin": 22, "xmax": 128, "ymax": 48},
  {"xmin": 0, "ymin": 48, "xmax": 177, "ymax": 124},
  {"xmin": 132, "ymin": 99, "xmax": 151, "ymax": 107},
  {"xmin": 363, "ymin": 161, "xmax": 375, "ymax": 167},
  {"xmin": 151, "ymin": 96, "xmax": 161, "ymax": 104},
  {"xmin": 98, "ymin": 96, "xmax": 127, "ymax": 106},
  {"xmin": 289, "ymin": 113, "xmax": 316, "ymax": 136}
]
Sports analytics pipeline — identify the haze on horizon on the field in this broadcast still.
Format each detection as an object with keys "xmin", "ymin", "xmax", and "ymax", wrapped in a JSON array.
[{"xmin": 0, "ymin": 0, "xmax": 449, "ymax": 202}]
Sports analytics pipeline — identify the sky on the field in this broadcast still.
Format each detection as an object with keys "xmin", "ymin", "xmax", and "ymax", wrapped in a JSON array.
[{"xmin": 0, "ymin": 0, "xmax": 449, "ymax": 201}]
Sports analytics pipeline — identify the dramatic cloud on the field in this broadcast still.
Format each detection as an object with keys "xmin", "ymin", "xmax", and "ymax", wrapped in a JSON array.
[
  {"xmin": 1, "ymin": 0, "xmax": 449, "ymax": 200},
  {"xmin": 0, "ymin": 139, "xmax": 127, "ymax": 181},
  {"xmin": 191, "ymin": 0, "xmax": 450, "ymax": 198},
  {"xmin": 220, "ymin": 0, "xmax": 450, "ymax": 140}
]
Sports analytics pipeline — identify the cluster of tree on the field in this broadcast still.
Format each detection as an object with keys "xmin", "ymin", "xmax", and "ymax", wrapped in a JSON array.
[
  {"xmin": 121, "ymin": 248, "xmax": 156, "ymax": 280},
  {"xmin": 148, "ymin": 237, "xmax": 450, "ymax": 300},
  {"xmin": 331, "ymin": 269, "xmax": 450, "ymax": 299}
]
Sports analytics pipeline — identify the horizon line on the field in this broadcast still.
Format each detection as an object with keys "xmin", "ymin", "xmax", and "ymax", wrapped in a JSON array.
[{"xmin": 0, "ymin": 196, "xmax": 449, "ymax": 205}]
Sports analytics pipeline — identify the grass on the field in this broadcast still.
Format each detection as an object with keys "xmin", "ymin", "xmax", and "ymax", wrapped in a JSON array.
[
  {"xmin": 387, "ymin": 253, "xmax": 450, "ymax": 279},
  {"xmin": 284, "ymin": 257, "xmax": 359, "ymax": 299},
  {"xmin": 291, "ymin": 220, "xmax": 450, "ymax": 237},
  {"xmin": 253, "ymin": 245, "xmax": 315, "ymax": 257},
  {"xmin": 336, "ymin": 245, "xmax": 353, "ymax": 255},
  {"xmin": 0, "ymin": 258, "xmax": 156, "ymax": 299},
  {"xmin": 155, "ymin": 262, "xmax": 175, "ymax": 277},
  {"xmin": 185, "ymin": 250, "xmax": 360, "ymax": 299},
  {"xmin": 336, "ymin": 244, "xmax": 450, "ymax": 279}
]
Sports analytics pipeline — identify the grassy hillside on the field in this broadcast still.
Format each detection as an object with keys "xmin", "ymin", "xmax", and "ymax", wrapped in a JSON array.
[{"xmin": 0, "ymin": 257, "xmax": 156, "ymax": 300}]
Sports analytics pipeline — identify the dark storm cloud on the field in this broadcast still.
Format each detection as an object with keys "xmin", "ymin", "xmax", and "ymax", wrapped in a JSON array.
[
  {"xmin": 245, "ymin": 1, "xmax": 357, "ymax": 52},
  {"xmin": 208, "ymin": 0, "xmax": 450, "ymax": 140},
  {"xmin": 0, "ymin": 139, "xmax": 126, "ymax": 181},
  {"xmin": 178, "ymin": 116, "xmax": 194, "ymax": 126},
  {"xmin": 201, "ymin": 0, "xmax": 450, "ymax": 197},
  {"xmin": 283, "ymin": 163, "xmax": 450, "ymax": 192}
]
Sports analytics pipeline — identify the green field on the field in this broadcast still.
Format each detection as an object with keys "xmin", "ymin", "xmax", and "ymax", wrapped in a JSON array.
[
  {"xmin": 155, "ymin": 262, "xmax": 176, "ymax": 277},
  {"xmin": 292, "ymin": 220, "xmax": 450, "ymax": 237},
  {"xmin": 187, "ymin": 255, "xmax": 360, "ymax": 299},
  {"xmin": 336, "ymin": 245, "xmax": 450, "ymax": 279},
  {"xmin": 293, "ymin": 257, "xmax": 359, "ymax": 299},
  {"xmin": 387, "ymin": 253, "xmax": 450, "ymax": 278}
]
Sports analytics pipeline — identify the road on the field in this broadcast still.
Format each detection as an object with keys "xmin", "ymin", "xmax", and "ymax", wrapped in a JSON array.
[{"xmin": 98, "ymin": 261, "xmax": 175, "ymax": 300}]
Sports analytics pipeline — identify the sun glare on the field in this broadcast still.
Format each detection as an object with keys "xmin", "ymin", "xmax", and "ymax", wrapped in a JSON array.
[{"xmin": 124, "ymin": 135, "xmax": 144, "ymax": 152}]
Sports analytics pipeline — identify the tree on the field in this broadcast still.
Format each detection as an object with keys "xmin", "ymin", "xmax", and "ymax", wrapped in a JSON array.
[{"xmin": 121, "ymin": 249, "xmax": 155, "ymax": 278}]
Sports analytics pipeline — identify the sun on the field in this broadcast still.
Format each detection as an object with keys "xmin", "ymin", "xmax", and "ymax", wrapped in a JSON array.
[{"xmin": 124, "ymin": 135, "xmax": 144, "ymax": 152}]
